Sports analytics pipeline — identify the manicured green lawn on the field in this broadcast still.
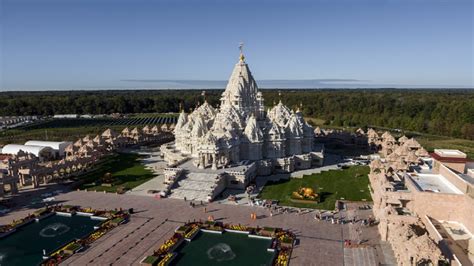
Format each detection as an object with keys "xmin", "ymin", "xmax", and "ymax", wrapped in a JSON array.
[
  {"xmin": 79, "ymin": 152, "xmax": 155, "ymax": 193},
  {"xmin": 258, "ymin": 166, "xmax": 372, "ymax": 210}
]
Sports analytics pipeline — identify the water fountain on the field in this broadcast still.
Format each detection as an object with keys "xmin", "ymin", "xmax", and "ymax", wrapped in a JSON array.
[
  {"xmin": 39, "ymin": 223, "xmax": 70, "ymax": 238},
  {"xmin": 0, "ymin": 214, "xmax": 100, "ymax": 265},
  {"xmin": 207, "ymin": 243, "xmax": 236, "ymax": 262}
]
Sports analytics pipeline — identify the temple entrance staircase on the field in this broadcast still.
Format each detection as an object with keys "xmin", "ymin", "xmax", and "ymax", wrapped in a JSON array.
[{"xmin": 169, "ymin": 172, "xmax": 221, "ymax": 202}]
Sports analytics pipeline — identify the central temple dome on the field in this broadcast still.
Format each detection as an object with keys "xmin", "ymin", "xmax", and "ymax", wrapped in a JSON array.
[
  {"xmin": 219, "ymin": 55, "xmax": 264, "ymax": 120},
  {"xmin": 168, "ymin": 48, "xmax": 315, "ymax": 170}
]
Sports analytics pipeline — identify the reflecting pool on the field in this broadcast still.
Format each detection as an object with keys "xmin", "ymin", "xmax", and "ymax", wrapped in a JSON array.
[
  {"xmin": 174, "ymin": 231, "xmax": 274, "ymax": 266},
  {"xmin": 0, "ymin": 214, "xmax": 101, "ymax": 265}
]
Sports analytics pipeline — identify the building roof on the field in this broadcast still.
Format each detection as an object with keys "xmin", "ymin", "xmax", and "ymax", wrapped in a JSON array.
[
  {"xmin": 24, "ymin": 140, "xmax": 72, "ymax": 150},
  {"xmin": 430, "ymin": 152, "xmax": 468, "ymax": 163},
  {"xmin": 1, "ymin": 144, "xmax": 53, "ymax": 157},
  {"xmin": 434, "ymin": 149, "xmax": 467, "ymax": 159}
]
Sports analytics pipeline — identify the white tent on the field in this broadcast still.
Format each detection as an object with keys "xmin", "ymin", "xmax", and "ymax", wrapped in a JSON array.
[
  {"xmin": 1, "ymin": 144, "xmax": 53, "ymax": 159},
  {"xmin": 24, "ymin": 140, "xmax": 72, "ymax": 156}
]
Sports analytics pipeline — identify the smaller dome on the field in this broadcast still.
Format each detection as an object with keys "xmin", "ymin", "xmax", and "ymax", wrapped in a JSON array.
[
  {"xmin": 191, "ymin": 114, "xmax": 207, "ymax": 138},
  {"xmin": 367, "ymin": 128, "xmax": 379, "ymax": 138},
  {"xmin": 201, "ymin": 131, "xmax": 218, "ymax": 145},
  {"xmin": 404, "ymin": 138, "xmax": 421, "ymax": 148},
  {"xmin": 193, "ymin": 101, "xmax": 217, "ymax": 122},
  {"xmin": 268, "ymin": 101, "xmax": 292, "ymax": 127},
  {"xmin": 74, "ymin": 138, "xmax": 84, "ymax": 147},
  {"xmin": 398, "ymin": 135, "xmax": 409, "ymax": 143},
  {"xmin": 102, "ymin": 128, "xmax": 118, "ymax": 138},
  {"xmin": 285, "ymin": 113, "xmax": 303, "ymax": 138},
  {"xmin": 266, "ymin": 120, "xmax": 285, "ymax": 141},
  {"xmin": 175, "ymin": 111, "xmax": 188, "ymax": 132},
  {"xmin": 244, "ymin": 115, "xmax": 263, "ymax": 142}
]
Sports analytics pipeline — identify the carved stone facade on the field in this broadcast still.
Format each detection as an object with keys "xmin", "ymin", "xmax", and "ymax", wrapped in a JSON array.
[
  {"xmin": 162, "ymin": 52, "xmax": 322, "ymax": 175},
  {"xmin": 368, "ymin": 130, "xmax": 474, "ymax": 265}
]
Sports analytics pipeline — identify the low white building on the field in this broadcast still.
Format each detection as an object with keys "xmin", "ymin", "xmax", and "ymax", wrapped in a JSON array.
[
  {"xmin": 1, "ymin": 144, "xmax": 54, "ymax": 160},
  {"xmin": 24, "ymin": 140, "xmax": 73, "ymax": 157},
  {"xmin": 53, "ymin": 114, "xmax": 78, "ymax": 119}
]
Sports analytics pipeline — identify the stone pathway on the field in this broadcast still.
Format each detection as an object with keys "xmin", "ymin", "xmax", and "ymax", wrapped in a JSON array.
[{"xmin": 127, "ymin": 149, "xmax": 168, "ymax": 197}]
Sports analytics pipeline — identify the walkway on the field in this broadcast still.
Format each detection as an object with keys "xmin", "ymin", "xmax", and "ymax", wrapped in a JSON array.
[
  {"xmin": 127, "ymin": 148, "xmax": 168, "ymax": 197},
  {"xmin": 290, "ymin": 153, "xmax": 344, "ymax": 178}
]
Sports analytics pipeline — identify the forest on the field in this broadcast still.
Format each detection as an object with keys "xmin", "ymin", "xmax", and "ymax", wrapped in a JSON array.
[{"xmin": 1, "ymin": 89, "xmax": 473, "ymax": 140}]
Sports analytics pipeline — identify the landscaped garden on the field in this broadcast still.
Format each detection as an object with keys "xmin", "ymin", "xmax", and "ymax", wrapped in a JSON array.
[
  {"xmin": 259, "ymin": 166, "xmax": 372, "ymax": 210},
  {"xmin": 78, "ymin": 152, "xmax": 155, "ymax": 193}
]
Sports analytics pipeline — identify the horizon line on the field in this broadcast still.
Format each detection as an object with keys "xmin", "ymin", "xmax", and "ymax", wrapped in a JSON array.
[{"xmin": 2, "ymin": 87, "xmax": 473, "ymax": 92}]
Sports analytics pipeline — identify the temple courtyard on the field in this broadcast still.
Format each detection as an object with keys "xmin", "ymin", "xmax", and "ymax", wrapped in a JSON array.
[{"xmin": 0, "ymin": 190, "xmax": 396, "ymax": 265}]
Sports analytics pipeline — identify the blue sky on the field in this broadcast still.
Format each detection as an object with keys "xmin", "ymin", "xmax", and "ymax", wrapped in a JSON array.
[{"xmin": 1, "ymin": 0, "xmax": 473, "ymax": 90}]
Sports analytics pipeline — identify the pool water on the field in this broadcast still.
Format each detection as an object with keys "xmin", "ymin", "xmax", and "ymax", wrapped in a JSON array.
[
  {"xmin": 173, "ymin": 231, "xmax": 274, "ymax": 266},
  {"xmin": 0, "ymin": 214, "xmax": 101, "ymax": 265}
]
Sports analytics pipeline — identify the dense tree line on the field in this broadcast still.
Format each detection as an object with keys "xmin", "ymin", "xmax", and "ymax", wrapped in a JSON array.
[{"xmin": 1, "ymin": 89, "xmax": 473, "ymax": 140}]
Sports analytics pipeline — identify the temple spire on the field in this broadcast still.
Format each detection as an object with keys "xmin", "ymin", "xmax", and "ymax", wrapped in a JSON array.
[{"xmin": 239, "ymin": 42, "xmax": 245, "ymax": 62}]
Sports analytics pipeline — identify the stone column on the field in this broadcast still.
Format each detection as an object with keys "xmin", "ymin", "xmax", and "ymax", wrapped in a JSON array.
[
  {"xmin": 199, "ymin": 155, "xmax": 205, "ymax": 169},
  {"xmin": 19, "ymin": 174, "xmax": 26, "ymax": 187},
  {"xmin": 211, "ymin": 154, "xmax": 217, "ymax": 170},
  {"xmin": 32, "ymin": 175, "xmax": 39, "ymax": 188},
  {"xmin": 10, "ymin": 181, "xmax": 18, "ymax": 194}
]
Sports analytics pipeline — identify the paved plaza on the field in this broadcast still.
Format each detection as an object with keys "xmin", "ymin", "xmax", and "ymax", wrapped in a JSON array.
[
  {"xmin": 0, "ymin": 149, "xmax": 397, "ymax": 266},
  {"xmin": 0, "ymin": 190, "xmax": 395, "ymax": 266}
]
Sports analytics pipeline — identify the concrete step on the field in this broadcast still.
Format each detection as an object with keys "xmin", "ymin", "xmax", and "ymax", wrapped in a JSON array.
[
  {"xmin": 344, "ymin": 247, "xmax": 377, "ymax": 266},
  {"xmin": 169, "ymin": 172, "xmax": 220, "ymax": 201}
]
